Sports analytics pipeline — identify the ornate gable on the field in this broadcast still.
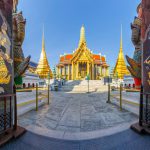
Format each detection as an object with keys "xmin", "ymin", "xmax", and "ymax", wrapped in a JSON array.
[{"xmin": 71, "ymin": 44, "xmax": 93, "ymax": 63}]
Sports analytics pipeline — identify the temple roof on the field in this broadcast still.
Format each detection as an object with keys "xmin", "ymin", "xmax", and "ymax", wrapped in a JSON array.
[
  {"xmin": 58, "ymin": 54, "xmax": 107, "ymax": 65},
  {"xmin": 29, "ymin": 61, "xmax": 38, "ymax": 68}
]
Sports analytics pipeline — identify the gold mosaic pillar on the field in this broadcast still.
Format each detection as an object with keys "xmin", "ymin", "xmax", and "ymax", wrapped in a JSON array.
[
  {"xmin": 87, "ymin": 62, "xmax": 89, "ymax": 76},
  {"xmin": 92, "ymin": 63, "xmax": 94, "ymax": 80},
  {"xmin": 76, "ymin": 63, "xmax": 79, "ymax": 79},
  {"xmin": 72, "ymin": 63, "xmax": 74, "ymax": 80}
]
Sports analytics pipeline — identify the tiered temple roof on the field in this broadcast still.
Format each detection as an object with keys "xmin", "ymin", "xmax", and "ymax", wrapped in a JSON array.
[{"xmin": 59, "ymin": 54, "xmax": 107, "ymax": 65}]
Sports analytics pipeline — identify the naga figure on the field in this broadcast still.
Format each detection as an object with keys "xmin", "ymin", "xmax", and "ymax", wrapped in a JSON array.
[
  {"xmin": 13, "ymin": 8, "xmax": 30, "ymax": 87},
  {"xmin": 126, "ymin": 3, "xmax": 142, "ymax": 89}
]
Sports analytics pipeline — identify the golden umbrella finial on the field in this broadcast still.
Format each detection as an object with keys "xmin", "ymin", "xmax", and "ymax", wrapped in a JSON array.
[{"xmin": 78, "ymin": 25, "xmax": 87, "ymax": 48}]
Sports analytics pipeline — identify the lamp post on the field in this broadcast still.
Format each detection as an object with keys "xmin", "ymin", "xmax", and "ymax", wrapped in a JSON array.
[
  {"xmin": 107, "ymin": 75, "xmax": 111, "ymax": 103},
  {"xmin": 53, "ymin": 66, "xmax": 56, "ymax": 80},
  {"xmin": 47, "ymin": 71, "xmax": 50, "ymax": 86},
  {"xmin": 86, "ymin": 74, "xmax": 90, "ymax": 93}
]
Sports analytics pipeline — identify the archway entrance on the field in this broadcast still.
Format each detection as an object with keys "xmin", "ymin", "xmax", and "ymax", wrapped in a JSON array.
[{"xmin": 79, "ymin": 62, "xmax": 87, "ymax": 79}]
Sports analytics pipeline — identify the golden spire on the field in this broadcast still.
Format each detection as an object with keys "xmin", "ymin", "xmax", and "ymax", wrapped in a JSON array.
[
  {"xmin": 78, "ymin": 25, "xmax": 87, "ymax": 48},
  {"xmin": 35, "ymin": 28, "xmax": 52, "ymax": 79},
  {"xmin": 113, "ymin": 26, "xmax": 130, "ymax": 79},
  {"xmin": 120, "ymin": 24, "xmax": 123, "ymax": 51},
  {"xmin": 42, "ymin": 27, "xmax": 45, "ymax": 51}
]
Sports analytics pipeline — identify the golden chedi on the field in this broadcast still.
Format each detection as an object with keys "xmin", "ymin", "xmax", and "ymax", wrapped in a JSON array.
[
  {"xmin": 35, "ymin": 30, "xmax": 52, "ymax": 79},
  {"xmin": 114, "ymin": 27, "xmax": 130, "ymax": 79}
]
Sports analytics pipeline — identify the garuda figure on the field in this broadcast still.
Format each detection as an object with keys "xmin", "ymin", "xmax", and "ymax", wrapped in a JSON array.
[
  {"xmin": 13, "ymin": 3, "xmax": 30, "ymax": 88},
  {"xmin": 126, "ymin": 3, "xmax": 142, "ymax": 89}
]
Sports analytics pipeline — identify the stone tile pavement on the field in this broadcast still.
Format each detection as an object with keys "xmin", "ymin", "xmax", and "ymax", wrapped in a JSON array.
[{"xmin": 18, "ymin": 87, "xmax": 138, "ymax": 138}]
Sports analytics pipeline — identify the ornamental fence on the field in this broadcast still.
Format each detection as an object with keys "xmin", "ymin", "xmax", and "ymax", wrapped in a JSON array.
[
  {"xmin": 0, "ymin": 88, "xmax": 17, "ymax": 136},
  {"xmin": 139, "ymin": 87, "xmax": 150, "ymax": 127}
]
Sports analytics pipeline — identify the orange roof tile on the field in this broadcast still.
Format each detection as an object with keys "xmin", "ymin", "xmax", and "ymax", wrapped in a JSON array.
[
  {"xmin": 101, "ymin": 56, "xmax": 106, "ymax": 62},
  {"xmin": 60, "ymin": 56, "xmax": 65, "ymax": 62},
  {"xmin": 60, "ymin": 54, "xmax": 73, "ymax": 62},
  {"xmin": 65, "ymin": 54, "xmax": 73, "ymax": 60},
  {"xmin": 93, "ymin": 55, "xmax": 100, "ymax": 60}
]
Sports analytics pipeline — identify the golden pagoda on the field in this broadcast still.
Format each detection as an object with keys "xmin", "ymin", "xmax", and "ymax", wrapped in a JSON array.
[
  {"xmin": 57, "ymin": 25, "xmax": 109, "ymax": 80},
  {"xmin": 113, "ymin": 27, "xmax": 130, "ymax": 79},
  {"xmin": 35, "ymin": 30, "xmax": 52, "ymax": 79}
]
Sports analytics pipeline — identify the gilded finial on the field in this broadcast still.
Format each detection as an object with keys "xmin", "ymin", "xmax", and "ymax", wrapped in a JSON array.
[
  {"xmin": 42, "ymin": 25, "xmax": 45, "ymax": 51},
  {"xmin": 120, "ymin": 24, "xmax": 123, "ymax": 51},
  {"xmin": 78, "ymin": 25, "xmax": 86, "ymax": 48}
]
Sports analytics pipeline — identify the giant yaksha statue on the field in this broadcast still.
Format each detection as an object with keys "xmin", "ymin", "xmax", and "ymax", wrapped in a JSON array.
[
  {"xmin": 141, "ymin": 0, "xmax": 150, "ymax": 93},
  {"xmin": 126, "ymin": 3, "xmax": 142, "ymax": 89},
  {"xmin": 13, "ymin": 0, "xmax": 30, "ymax": 88},
  {"xmin": 0, "ymin": 0, "xmax": 13, "ymax": 94}
]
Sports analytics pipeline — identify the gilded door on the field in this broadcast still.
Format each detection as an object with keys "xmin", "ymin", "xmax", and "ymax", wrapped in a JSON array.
[{"xmin": 79, "ymin": 62, "xmax": 87, "ymax": 79}]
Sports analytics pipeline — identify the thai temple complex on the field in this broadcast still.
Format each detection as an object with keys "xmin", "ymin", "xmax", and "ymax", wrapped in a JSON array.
[
  {"xmin": 113, "ymin": 29, "xmax": 130, "ymax": 79},
  {"xmin": 1, "ymin": 0, "xmax": 150, "ymax": 147},
  {"xmin": 57, "ymin": 26, "xmax": 109, "ymax": 80}
]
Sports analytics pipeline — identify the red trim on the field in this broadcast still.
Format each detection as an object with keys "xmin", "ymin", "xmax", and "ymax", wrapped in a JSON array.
[{"xmin": 134, "ymin": 78, "xmax": 141, "ymax": 89}]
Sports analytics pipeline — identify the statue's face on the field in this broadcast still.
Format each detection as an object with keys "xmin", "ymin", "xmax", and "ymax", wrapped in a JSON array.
[{"xmin": 138, "ymin": 7, "xmax": 142, "ymax": 19}]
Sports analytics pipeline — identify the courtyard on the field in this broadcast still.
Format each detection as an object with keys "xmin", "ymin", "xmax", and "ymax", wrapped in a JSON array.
[
  {"xmin": 2, "ymin": 81, "xmax": 150, "ymax": 150},
  {"xmin": 18, "ymin": 81, "xmax": 138, "ymax": 140}
]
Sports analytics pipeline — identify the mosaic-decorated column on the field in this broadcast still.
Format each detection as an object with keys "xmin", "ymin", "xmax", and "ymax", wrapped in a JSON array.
[
  {"xmin": 142, "ymin": 0, "xmax": 150, "ymax": 93},
  {"xmin": 72, "ymin": 62, "xmax": 74, "ymax": 80}
]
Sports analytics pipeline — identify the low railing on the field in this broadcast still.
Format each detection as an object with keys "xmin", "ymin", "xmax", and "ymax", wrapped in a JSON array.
[
  {"xmin": 107, "ymin": 84, "xmax": 140, "ymax": 112},
  {"xmin": 107, "ymin": 84, "xmax": 124, "ymax": 111},
  {"xmin": 17, "ymin": 84, "xmax": 50, "ymax": 113},
  {"xmin": 107, "ymin": 84, "xmax": 150, "ymax": 128}
]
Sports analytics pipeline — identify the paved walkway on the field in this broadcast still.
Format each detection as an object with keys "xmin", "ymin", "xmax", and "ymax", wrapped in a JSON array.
[
  {"xmin": 18, "ymin": 81, "xmax": 138, "ymax": 139},
  {"xmin": 19, "ymin": 92, "xmax": 137, "ymax": 133},
  {"xmin": 1, "ymin": 129, "xmax": 150, "ymax": 150}
]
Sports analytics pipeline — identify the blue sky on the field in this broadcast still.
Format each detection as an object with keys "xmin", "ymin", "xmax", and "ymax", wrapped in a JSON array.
[{"xmin": 18, "ymin": 0, "xmax": 140, "ymax": 69}]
